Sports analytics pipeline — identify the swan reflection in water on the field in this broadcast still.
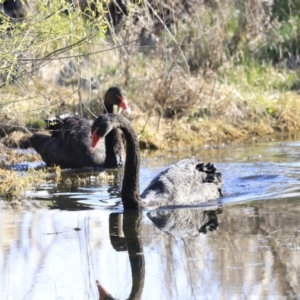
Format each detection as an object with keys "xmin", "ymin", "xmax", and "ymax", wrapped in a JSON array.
[
  {"xmin": 147, "ymin": 206, "xmax": 222, "ymax": 237},
  {"xmin": 97, "ymin": 206, "xmax": 222, "ymax": 300},
  {"xmin": 97, "ymin": 211, "xmax": 145, "ymax": 300}
]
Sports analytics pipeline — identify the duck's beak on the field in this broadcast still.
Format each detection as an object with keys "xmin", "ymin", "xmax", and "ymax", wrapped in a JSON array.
[{"xmin": 90, "ymin": 128, "xmax": 100, "ymax": 153}]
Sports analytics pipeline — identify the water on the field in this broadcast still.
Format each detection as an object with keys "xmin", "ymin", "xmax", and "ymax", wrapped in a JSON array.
[{"xmin": 1, "ymin": 139, "xmax": 300, "ymax": 299}]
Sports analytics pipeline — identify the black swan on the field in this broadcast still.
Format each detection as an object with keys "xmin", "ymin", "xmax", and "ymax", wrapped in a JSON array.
[
  {"xmin": 90, "ymin": 114, "xmax": 223, "ymax": 209},
  {"xmin": 30, "ymin": 86, "xmax": 129, "ymax": 169}
]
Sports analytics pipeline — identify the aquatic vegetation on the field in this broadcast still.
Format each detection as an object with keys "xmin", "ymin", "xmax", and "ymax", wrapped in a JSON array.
[
  {"xmin": 0, "ymin": 168, "xmax": 48, "ymax": 203},
  {"xmin": 63, "ymin": 171, "xmax": 115, "ymax": 187}
]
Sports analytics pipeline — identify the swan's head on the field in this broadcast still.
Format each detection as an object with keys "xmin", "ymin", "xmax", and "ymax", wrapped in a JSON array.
[
  {"xmin": 90, "ymin": 115, "xmax": 114, "ymax": 153},
  {"xmin": 104, "ymin": 86, "xmax": 131, "ymax": 114}
]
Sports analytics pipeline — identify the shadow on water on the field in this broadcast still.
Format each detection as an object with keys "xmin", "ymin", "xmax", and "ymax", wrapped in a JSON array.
[{"xmin": 3, "ymin": 139, "xmax": 300, "ymax": 299}]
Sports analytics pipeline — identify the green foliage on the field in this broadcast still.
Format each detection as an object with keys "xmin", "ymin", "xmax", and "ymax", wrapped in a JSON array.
[
  {"xmin": 0, "ymin": 0, "xmax": 109, "ymax": 87},
  {"xmin": 222, "ymin": 62, "xmax": 299, "ymax": 92},
  {"xmin": 25, "ymin": 119, "xmax": 45, "ymax": 129},
  {"xmin": 240, "ymin": 0, "xmax": 300, "ymax": 65},
  {"xmin": 272, "ymin": 0, "xmax": 300, "ymax": 21}
]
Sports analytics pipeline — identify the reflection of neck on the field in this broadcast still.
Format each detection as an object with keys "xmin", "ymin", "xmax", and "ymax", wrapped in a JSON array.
[
  {"xmin": 109, "ymin": 210, "xmax": 145, "ymax": 300},
  {"xmin": 123, "ymin": 210, "xmax": 145, "ymax": 300}
]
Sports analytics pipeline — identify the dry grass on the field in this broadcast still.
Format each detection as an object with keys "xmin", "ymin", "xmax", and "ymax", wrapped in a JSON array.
[
  {"xmin": 0, "ymin": 142, "xmax": 52, "ymax": 207},
  {"xmin": 0, "ymin": 140, "xmax": 40, "ymax": 163},
  {"xmin": 0, "ymin": 168, "xmax": 50, "ymax": 205},
  {"xmin": 1, "ymin": 55, "xmax": 300, "ymax": 151}
]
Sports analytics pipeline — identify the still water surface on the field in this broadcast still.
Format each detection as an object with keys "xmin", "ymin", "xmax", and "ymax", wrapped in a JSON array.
[{"xmin": 1, "ymin": 140, "xmax": 300, "ymax": 299}]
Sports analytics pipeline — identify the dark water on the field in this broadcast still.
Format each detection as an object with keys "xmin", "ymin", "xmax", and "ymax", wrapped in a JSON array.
[{"xmin": 2, "ymin": 140, "xmax": 300, "ymax": 299}]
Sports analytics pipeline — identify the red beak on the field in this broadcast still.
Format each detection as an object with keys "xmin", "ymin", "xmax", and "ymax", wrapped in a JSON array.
[
  {"xmin": 96, "ymin": 280, "xmax": 110, "ymax": 300},
  {"xmin": 118, "ymin": 96, "xmax": 131, "ymax": 114},
  {"xmin": 90, "ymin": 128, "xmax": 100, "ymax": 153}
]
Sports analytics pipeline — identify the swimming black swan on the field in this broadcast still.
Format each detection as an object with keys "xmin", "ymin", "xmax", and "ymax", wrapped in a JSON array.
[
  {"xmin": 30, "ymin": 86, "xmax": 129, "ymax": 169},
  {"xmin": 90, "ymin": 114, "xmax": 223, "ymax": 209}
]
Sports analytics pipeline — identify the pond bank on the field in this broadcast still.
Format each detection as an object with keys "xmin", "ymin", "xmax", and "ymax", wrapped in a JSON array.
[{"xmin": 1, "ymin": 110, "xmax": 300, "ymax": 156}]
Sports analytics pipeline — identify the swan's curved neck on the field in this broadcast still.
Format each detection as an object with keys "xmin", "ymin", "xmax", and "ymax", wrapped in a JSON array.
[
  {"xmin": 104, "ymin": 129, "xmax": 124, "ymax": 168},
  {"xmin": 103, "ymin": 102, "xmax": 117, "ymax": 114},
  {"xmin": 103, "ymin": 104, "xmax": 124, "ymax": 167},
  {"xmin": 115, "ymin": 119, "xmax": 142, "ymax": 209}
]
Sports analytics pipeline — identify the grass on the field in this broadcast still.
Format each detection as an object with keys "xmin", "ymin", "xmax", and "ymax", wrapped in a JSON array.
[{"xmin": 0, "ymin": 168, "xmax": 50, "ymax": 207}]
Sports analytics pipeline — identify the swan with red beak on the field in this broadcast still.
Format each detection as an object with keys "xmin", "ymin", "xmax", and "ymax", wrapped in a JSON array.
[
  {"xmin": 91, "ymin": 88, "xmax": 130, "ymax": 153},
  {"xmin": 30, "ymin": 86, "xmax": 130, "ymax": 169},
  {"xmin": 90, "ymin": 113, "xmax": 223, "ymax": 210}
]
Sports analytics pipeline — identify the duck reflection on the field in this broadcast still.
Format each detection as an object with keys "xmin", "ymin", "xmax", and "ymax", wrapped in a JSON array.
[
  {"xmin": 147, "ymin": 206, "xmax": 223, "ymax": 237},
  {"xmin": 97, "ymin": 206, "xmax": 222, "ymax": 299}
]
